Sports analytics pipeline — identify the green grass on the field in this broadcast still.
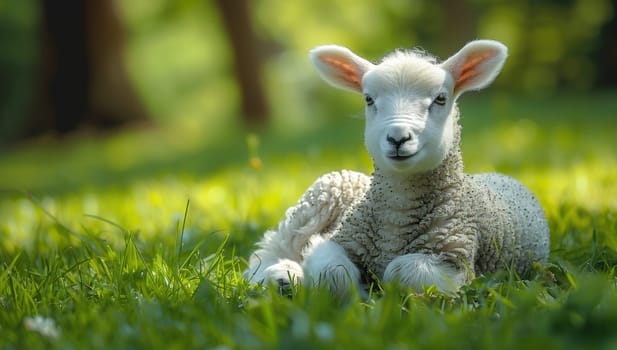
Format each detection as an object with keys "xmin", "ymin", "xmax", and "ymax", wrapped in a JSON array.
[{"xmin": 1, "ymin": 92, "xmax": 617, "ymax": 349}]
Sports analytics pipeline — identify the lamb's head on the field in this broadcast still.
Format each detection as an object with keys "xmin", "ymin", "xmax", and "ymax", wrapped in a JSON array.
[{"xmin": 310, "ymin": 40, "xmax": 507, "ymax": 176}]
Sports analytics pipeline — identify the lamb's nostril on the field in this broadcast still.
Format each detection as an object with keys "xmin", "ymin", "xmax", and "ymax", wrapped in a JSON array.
[{"xmin": 386, "ymin": 133, "xmax": 412, "ymax": 147}]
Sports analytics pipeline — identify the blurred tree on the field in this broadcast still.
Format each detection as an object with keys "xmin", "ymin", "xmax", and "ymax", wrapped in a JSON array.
[
  {"xmin": 213, "ymin": 0, "xmax": 270, "ymax": 126},
  {"xmin": 592, "ymin": 0, "xmax": 617, "ymax": 87},
  {"xmin": 0, "ymin": 1, "xmax": 37, "ymax": 145},
  {"xmin": 438, "ymin": 0, "xmax": 477, "ymax": 55},
  {"xmin": 25, "ymin": 0, "xmax": 148, "ymax": 137}
]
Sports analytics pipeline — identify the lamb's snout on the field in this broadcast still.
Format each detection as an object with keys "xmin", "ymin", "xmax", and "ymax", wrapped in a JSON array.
[
  {"xmin": 387, "ymin": 133, "xmax": 412, "ymax": 148},
  {"xmin": 384, "ymin": 129, "xmax": 418, "ymax": 160}
]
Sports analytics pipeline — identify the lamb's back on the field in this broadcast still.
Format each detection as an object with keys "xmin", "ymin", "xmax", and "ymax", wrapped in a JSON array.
[{"xmin": 470, "ymin": 173, "xmax": 549, "ymax": 276}]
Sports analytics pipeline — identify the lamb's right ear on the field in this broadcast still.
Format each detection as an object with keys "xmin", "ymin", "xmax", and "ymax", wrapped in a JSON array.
[{"xmin": 309, "ymin": 45, "xmax": 374, "ymax": 94}]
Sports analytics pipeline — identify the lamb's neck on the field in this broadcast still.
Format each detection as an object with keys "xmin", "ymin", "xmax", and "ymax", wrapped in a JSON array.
[{"xmin": 370, "ymin": 145, "xmax": 464, "ymax": 209}]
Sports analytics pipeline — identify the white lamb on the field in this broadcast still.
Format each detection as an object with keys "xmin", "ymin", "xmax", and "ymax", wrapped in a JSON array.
[{"xmin": 244, "ymin": 40, "xmax": 549, "ymax": 298}]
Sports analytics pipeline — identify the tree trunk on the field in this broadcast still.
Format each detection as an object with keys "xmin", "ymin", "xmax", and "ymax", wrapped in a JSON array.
[
  {"xmin": 437, "ymin": 0, "xmax": 478, "ymax": 56},
  {"xmin": 213, "ymin": 0, "xmax": 270, "ymax": 126},
  {"xmin": 591, "ymin": 0, "xmax": 617, "ymax": 88},
  {"xmin": 25, "ymin": 0, "xmax": 148, "ymax": 138}
]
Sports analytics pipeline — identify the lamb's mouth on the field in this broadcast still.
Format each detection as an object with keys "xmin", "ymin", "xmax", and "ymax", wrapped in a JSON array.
[
  {"xmin": 387, "ymin": 149, "xmax": 420, "ymax": 161},
  {"xmin": 388, "ymin": 155, "xmax": 414, "ymax": 161}
]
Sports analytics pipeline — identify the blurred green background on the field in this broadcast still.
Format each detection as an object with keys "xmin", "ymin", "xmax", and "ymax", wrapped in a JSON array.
[{"xmin": 0, "ymin": 0, "xmax": 615, "ymax": 194}]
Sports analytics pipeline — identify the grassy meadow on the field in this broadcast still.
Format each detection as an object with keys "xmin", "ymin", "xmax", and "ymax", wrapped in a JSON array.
[{"xmin": 1, "ymin": 92, "xmax": 617, "ymax": 349}]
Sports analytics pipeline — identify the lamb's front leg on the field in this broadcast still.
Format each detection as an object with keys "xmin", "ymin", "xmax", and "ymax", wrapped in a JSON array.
[
  {"xmin": 303, "ymin": 236, "xmax": 364, "ymax": 300},
  {"xmin": 383, "ymin": 253, "xmax": 468, "ymax": 293},
  {"xmin": 245, "ymin": 244, "xmax": 304, "ymax": 287}
]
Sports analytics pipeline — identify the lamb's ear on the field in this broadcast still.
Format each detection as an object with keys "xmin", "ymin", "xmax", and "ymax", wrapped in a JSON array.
[
  {"xmin": 441, "ymin": 40, "xmax": 508, "ymax": 98},
  {"xmin": 309, "ymin": 45, "xmax": 374, "ymax": 94}
]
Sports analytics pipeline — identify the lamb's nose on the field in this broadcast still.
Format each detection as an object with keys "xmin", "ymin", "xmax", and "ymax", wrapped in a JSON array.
[{"xmin": 387, "ymin": 133, "xmax": 412, "ymax": 147}]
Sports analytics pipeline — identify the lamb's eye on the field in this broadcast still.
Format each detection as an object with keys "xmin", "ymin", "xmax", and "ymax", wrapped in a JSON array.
[
  {"xmin": 364, "ymin": 95, "xmax": 375, "ymax": 106},
  {"xmin": 433, "ymin": 93, "xmax": 447, "ymax": 106}
]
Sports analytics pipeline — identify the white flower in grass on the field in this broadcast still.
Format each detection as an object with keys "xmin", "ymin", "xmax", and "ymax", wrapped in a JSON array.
[{"xmin": 23, "ymin": 315, "xmax": 60, "ymax": 339}]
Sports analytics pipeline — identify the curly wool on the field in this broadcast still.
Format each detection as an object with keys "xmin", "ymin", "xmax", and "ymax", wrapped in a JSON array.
[{"xmin": 244, "ymin": 169, "xmax": 371, "ymax": 283}]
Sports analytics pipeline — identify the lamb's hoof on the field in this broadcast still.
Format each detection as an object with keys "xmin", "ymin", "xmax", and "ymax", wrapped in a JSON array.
[{"xmin": 277, "ymin": 279, "xmax": 293, "ymax": 298}]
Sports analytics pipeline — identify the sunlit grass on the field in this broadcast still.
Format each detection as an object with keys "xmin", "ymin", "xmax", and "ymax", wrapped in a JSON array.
[{"xmin": 1, "ymin": 93, "xmax": 617, "ymax": 348}]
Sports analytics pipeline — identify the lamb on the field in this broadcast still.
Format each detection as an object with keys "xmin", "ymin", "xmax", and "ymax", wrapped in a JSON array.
[{"xmin": 244, "ymin": 40, "xmax": 550, "ymax": 298}]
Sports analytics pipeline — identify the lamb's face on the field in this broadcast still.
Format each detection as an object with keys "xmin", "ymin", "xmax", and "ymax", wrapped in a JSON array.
[
  {"xmin": 361, "ymin": 54, "xmax": 456, "ymax": 175},
  {"xmin": 309, "ymin": 40, "xmax": 508, "ymax": 176}
]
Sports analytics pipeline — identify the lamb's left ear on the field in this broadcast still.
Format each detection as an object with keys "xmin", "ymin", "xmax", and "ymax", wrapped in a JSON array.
[
  {"xmin": 309, "ymin": 45, "xmax": 375, "ymax": 94},
  {"xmin": 441, "ymin": 40, "xmax": 508, "ymax": 98}
]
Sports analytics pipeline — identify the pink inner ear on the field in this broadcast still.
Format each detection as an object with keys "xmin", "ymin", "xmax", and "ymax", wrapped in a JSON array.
[
  {"xmin": 455, "ymin": 51, "xmax": 497, "ymax": 88},
  {"xmin": 320, "ymin": 56, "xmax": 362, "ymax": 90}
]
